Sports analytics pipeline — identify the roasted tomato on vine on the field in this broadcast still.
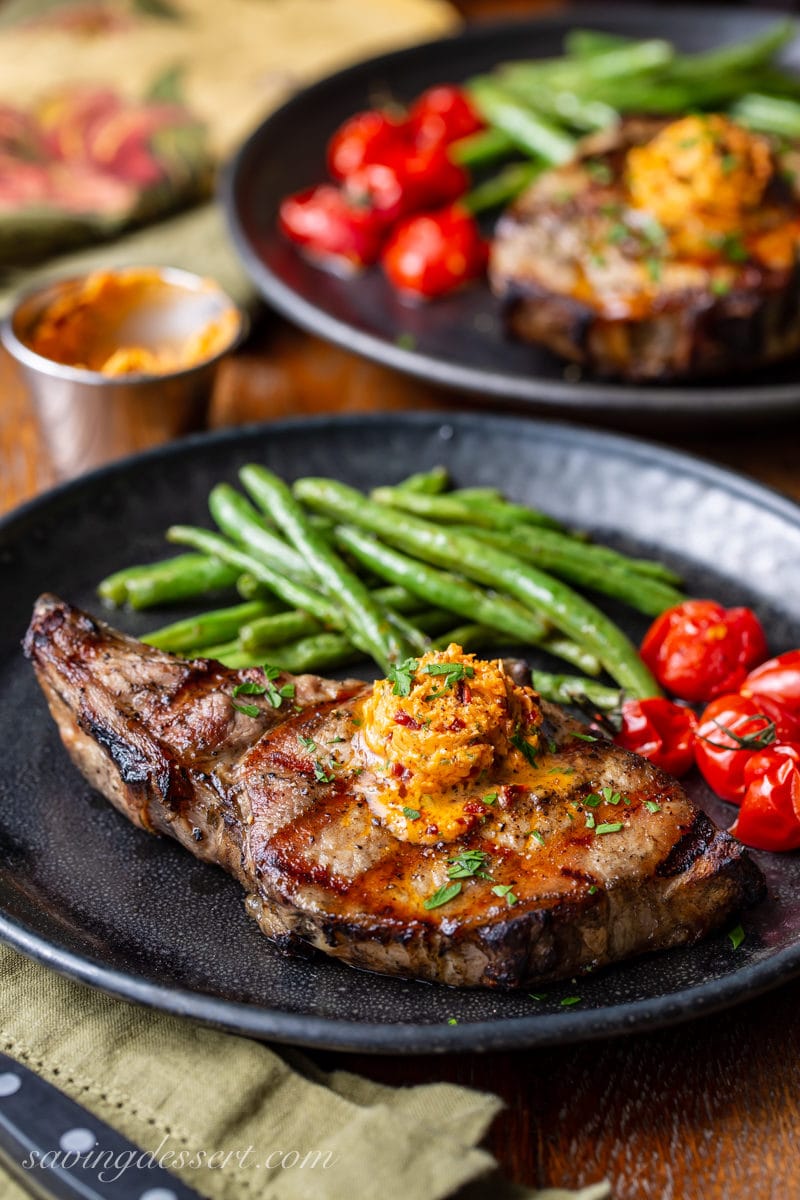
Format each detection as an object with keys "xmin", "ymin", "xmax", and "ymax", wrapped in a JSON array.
[
  {"xmin": 382, "ymin": 204, "xmax": 487, "ymax": 299},
  {"xmin": 278, "ymin": 184, "xmax": 387, "ymax": 270},
  {"xmin": 327, "ymin": 109, "xmax": 408, "ymax": 180},
  {"xmin": 640, "ymin": 599, "xmax": 768, "ymax": 703},
  {"xmin": 694, "ymin": 692, "xmax": 800, "ymax": 803},
  {"xmin": 614, "ymin": 697, "xmax": 697, "ymax": 777},
  {"xmin": 731, "ymin": 744, "xmax": 800, "ymax": 852},
  {"xmin": 409, "ymin": 84, "xmax": 484, "ymax": 147},
  {"xmin": 741, "ymin": 649, "xmax": 800, "ymax": 718}
]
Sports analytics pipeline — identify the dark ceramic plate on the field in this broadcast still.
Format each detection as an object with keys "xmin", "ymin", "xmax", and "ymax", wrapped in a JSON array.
[
  {"xmin": 2, "ymin": 413, "xmax": 800, "ymax": 1053},
  {"xmin": 223, "ymin": 4, "xmax": 800, "ymax": 423}
]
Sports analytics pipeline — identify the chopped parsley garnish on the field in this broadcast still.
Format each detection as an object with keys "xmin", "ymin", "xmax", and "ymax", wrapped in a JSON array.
[
  {"xmin": 560, "ymin": 996, "xmax": 581, "ymax": 1007},
  {"xmin": 589, "ymin": 251, "xmax": 607, "ymax": 268},
  {"xmin": 711, "ymin": 277, "xmax": 733, "ymax": 297},
  {"xmin": 262, "ymin": 665, "xmax": 296, "ymax": 708},
  {"xmin": 728, "ymin": 923, "xmax": 745, "ymax": 950},
  {"xmin": 601, "ymin": 787, "xmax": 625, "ymax": 806},
  {"xmin": 645, "ymin": 256, "xmax": 663, "ymax": 283},
  {"xmin": 714, "ymin": 231, "xmax": 748, "ymax": 264},
  {"xmin": 588, "ymin": 885, "xmax": 598, "ymax": 895},
  {"xmin": 609, "ymin": 222, "xmax": 628, "ymax": 244},
  {"xmin": 395, "ymin": 332, "xmax": 416, "ymax": 350},
  {"xmin": 422, "ymin": 660, "xmax": 475, "ymax": 698},
  {"xmin": 313, "ymin": 761, "xmax": 335, "ymax": 784},
  {"xmin": 586, "ymin": 159, "xmax": 612, "ymax": 184},
  {"xmin": 644, "ymin": 800, "xmax": 661, "ymax": 813},
  {"xmin": 491, "ymin": 884, "xmax": 518, "ymax": 906},
  {"xmin": 448, "ymin": 849, "xmax": 492, "ymax": 880},
  {"xmin": 511, "ymin": 729, "xmax": 539, "ymax": 767},
  {"xmin": 585, "ymin": 812, "xmax": 596, "ymax": 830},
  {"xmin": 388, "ymin": 656, "xmax": 419, "ymax": 697},
  {"xmin": 232, "ymin": 702, "xmax": 261, "ymax": 718},
  {"xmin": 482, "ymin": 792, "xmax": 498, "ymax": 806},
  {"xmin": 447, "ymin": 1017, "xmax": 458, "ymax": 1025},
  {"xmin": 402, "ymin": 806, "xmax": 421, "ymax": 820},
  {"xmin": 530, "ymin": 829, "xmax": 545, "ymax": 846},
  {"xmin": 297, "ymin": 734, "xmax": 317, "ymax": 752},
  {"xmin": 721, "ymin": 153, "xmax": 739, "ymax": 175},
  {"xmin": 573, "ymin": 732, "xmax": 598, "ymax": 743},
  {"xmin": 233, "ymin": 681, "xmax": 266, "ymax": 698},
  {"xmin": 584, "ymin": 793, "xmax": 602, "ymax": 808},
  {"xmin": 641, "ymin": 216, "xmax": 667, "ymax": 247},
  {"xmin": 424, "ymin": 882, "xmax": 462, "ymax": 910},
  {"xmin": 328, "ymin": 736, "xmax": 345, "ymax": 744},
  {"xmin": 596, "ymin": 822, "xmax": 623, "ymax": 835}
]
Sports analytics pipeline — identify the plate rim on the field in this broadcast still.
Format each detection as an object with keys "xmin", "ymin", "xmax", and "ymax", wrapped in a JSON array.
[
  {"xmin": 221, "ymin": 3, "xmax": 800, "ymax": 416},
  {"xmin": 3, "ymin": 409, "xmax": 800, "ymax": 1053}
]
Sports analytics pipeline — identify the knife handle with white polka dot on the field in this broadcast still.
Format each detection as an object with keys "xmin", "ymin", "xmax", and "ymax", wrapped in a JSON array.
[{"xmin": 0, "ymin": 1053, "xmax": 203, "ymax": 1200}]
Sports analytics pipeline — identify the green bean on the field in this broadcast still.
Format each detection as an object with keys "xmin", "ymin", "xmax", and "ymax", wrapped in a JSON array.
[
  {"xmin": 267, "ymin": 633, "xmax": 364, "ymax": 674},
  {"xmin": 236, "ymin": 572, "xmax": 271, "ymax": 601},
  {"xmin": 333, "ymin": 523, "xmax": 597, "ymax": 674},
  {"xmin": 166, "ymin": 525, "xmax": 346, "ymax": 628},
  {"xmin": 198, "ymin": 640, "xmax": 259, "ymax": 669},
  {"xmin": 143, "ymin": 600, "xmax": 275, "ymax": 653},
  {"xmin": 497, "ymin": 76, "xmax": 618, "ymax": 133},
  {"xmin": 501, "ymin": 38, "xmax": 673, "ymax": 89},
  {"xmin": 240, "ymin": 586, "xmax": 441, "ymax": 653},
  {"xmin": 370, "ymin": 486, "xmax": 567, "ymax": 532},
  {"xmin": 466, "ymin": 79, "xmax": 577, "ymax": 164},
  {"xmin": 565, "ymin": 30, "xmax": 633, "ymax": 60},
  {"xmin": 209, "ymin": 484, "xmax": 316, "ymax": 585},
  {"xmin": 97, "ymin": 553, "xmax": 238, "ymax": 609},
  {"xmin": 531, "ymin": 671, "xmax": 622, "ymax": 711},
  {"xmin": 671, "ymin": 21, "xmax": 794, "ymax": 82},
  {"xmin": 240, "ymin": 465, "xmax": 414, "ymax": 671},
  {"xmin": 445, "ymin": 521, "xmax": 680, "ymax": 585},
  {"xmin": 431, "ymin": 624, "xmax": 621, "ymax": 709},
  {"xmin": 450, "ymin": 487, "xmax": 504, "ymax": 502},
  {"xmin": 464, "ymin": 161, "xmax": 542, "ymax": 213},
  {"xmin": 294, "ymin": 478, "xmax": 660, "ymax": 698},
  {"xmin": 394, "ymin": 466, "xmax": 450, "ymax": 494},
  {"xmin": 457, "ymin": 527, "xmax": 684, "ymax": 616},
  {"xmin": 449, "ymin": 125, "xmax": 515, "ymax": 168},
  {"xmin": 732, "ymin": 92, "xmax": 800, "ymax": 137}
]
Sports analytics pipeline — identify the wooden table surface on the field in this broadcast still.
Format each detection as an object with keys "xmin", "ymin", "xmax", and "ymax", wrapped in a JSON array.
[{"xmin": 4, "ymin": 3, "xmax": 800, "ymax": 1195}]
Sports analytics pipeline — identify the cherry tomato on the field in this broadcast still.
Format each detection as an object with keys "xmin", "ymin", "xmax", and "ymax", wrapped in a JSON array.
[
  {"xmin": 694, "ymin": 692, "xmax": 800, "ymax": 803},
  {"xmin": 278, "ymin": 184, "xmax": 386, "ymax": 270},
  {"xmin": 409, "ymin": 85, "xmax": 484, "ymax": 147},
  {"xmin": 327, "ymin": 109, "xmax": 408, "ymax": 180},
  {"xmin": 614, "ymin": 697, "xmax": 698, "ymax": 777},
  {"xmin": 640, "ymin": 599, "xmax": 768, "ymax": 703},
  {"xmin": 731, "ymin": 744, "xmax": 800, "ymax": 852},
  {"xmin": 343, "ymin": 162, "xmax": 406, "ymax": 225},
  {"xmin": 382, "ymin": 204, "xmax": 487, "ymax": 299},
  {"xmin": 741, "ymin": 649, "xmax": 800, "ymax": 718},
  {"xmin": 344, "ymin": 143, "xmax": 468, "ymax": 223}
]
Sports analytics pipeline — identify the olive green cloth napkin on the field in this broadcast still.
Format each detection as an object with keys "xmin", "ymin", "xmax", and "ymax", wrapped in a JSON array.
[{"xmin": 0, "ymin": 944, "xmax": 610, "ymax": 1200}]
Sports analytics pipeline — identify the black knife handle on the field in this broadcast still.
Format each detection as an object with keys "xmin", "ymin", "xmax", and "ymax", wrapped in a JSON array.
[{"xmin": 0, "ymin": 1052, "xmax": 202, "ymax": 1200}]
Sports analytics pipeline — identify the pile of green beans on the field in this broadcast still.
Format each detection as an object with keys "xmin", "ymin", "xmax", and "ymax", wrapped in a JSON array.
[
  {"xmin": 96, "ymin": 465, "xmax": 686, "ymax": 705},
  {"xmin": 450, "ymin": 21, "xmax": 800, "ymax": 168}
]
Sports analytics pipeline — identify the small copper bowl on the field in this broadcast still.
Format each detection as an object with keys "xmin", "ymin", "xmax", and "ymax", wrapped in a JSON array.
[{"xmin": 2, "ymin": 266, "xmax": 247, "ymax": 480}]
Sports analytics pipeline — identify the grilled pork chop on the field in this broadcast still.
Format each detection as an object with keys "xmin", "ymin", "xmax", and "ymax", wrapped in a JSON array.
[
  {"xmin": 490, "ymin": 114, "xmax": 800, "ymax": 380},
  {"xmin": 25, "ymin": 595, "xmax": 765, "ymax": 989}
]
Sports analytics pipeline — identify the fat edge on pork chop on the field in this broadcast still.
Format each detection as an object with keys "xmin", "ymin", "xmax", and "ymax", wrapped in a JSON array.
[{"xmin": 24, "ymin": 595, "xmax": 765, "ymax": 989}]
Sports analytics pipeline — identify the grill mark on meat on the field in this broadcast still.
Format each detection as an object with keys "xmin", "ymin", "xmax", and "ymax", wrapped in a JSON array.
[{"xmin": 24, "ymin": 595, "xmax": 767, "ymax": 989}]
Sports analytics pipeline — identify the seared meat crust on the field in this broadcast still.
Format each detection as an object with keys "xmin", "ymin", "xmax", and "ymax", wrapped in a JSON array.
[
  {"xmin": 25, "ymin": 595, "xmax": 765, "ymax": 989},
  {"xmin": 490, "ymin": 117, "xmax": 800, "ymax": 380}
]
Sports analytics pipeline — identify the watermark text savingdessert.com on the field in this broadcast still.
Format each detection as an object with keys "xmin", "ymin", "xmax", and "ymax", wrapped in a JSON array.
[{"xmin": 22, "ymin": 1135, "xmax": 338, "ymax": 1183}]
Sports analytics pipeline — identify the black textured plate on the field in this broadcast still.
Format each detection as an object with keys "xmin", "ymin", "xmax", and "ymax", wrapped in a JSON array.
[
  {"xmin": 223, "ymin": 4, "xmax": 800, "ymax": 422},
  {"xmin": 2, "ymin": 413, "xmax": 800, "ymax": 1053}
]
